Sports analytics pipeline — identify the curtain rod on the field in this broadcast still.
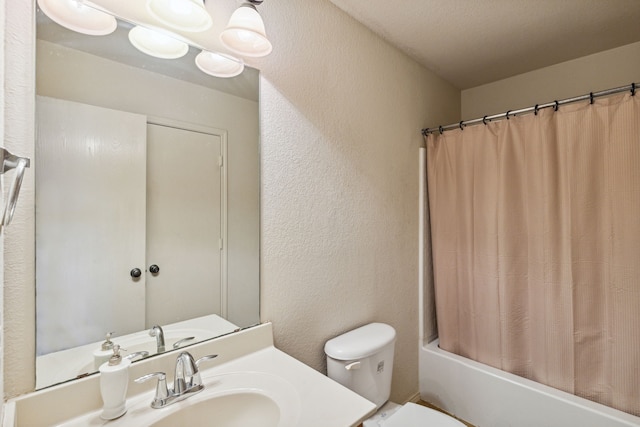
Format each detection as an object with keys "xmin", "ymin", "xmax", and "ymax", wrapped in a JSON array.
[{"xmin": 422, "ymin": 82, "xmax": 638, "ymax": 136}]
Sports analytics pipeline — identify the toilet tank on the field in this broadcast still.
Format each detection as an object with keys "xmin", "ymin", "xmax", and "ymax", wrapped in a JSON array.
[{"xmin": 324, "ymin": 323, "xmax": 396, "ymax": 408}]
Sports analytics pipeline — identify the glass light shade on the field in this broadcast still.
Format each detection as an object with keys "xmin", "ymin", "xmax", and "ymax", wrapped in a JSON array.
[
  {"xmin": 146, "ymin": 0, "xmax": 212, "ymax": 32},
  {"xmin": 37, "ymin": 0, "xmax": 117, "ymax": 36},
  {"xmin": 128, "ymin": 26, "xmax": 189, "ymax": 59},
  {"xmin": 195, "ymin": 51, "xmax": 244, "ymax": 78},
  {"xmin": 220, "ymin": 4, "xmax": 273, "ymax": 58}
]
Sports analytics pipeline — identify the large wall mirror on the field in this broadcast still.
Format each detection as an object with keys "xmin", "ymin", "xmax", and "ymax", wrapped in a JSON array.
[{"xmin": 35, "ymin": 3, "xmax": 260, "ymax": 389}]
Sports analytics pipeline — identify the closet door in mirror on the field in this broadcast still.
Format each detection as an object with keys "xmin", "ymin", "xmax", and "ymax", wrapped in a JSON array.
[
  {"xmin": 36, "ymin": 97, "xmax": 147, "ymax": 355},
  {"xmin": 145, "ymin": 123, "xmax": 223, "ymax": 327}
]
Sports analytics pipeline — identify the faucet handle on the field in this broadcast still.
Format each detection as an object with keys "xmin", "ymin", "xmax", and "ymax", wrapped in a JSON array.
[
  {"xmin": 196, "ymin": 354, "xmax": 218, "ymax": 368},
  {"xmin": 192, "ymin": 354, "xmax": 218, "ymax": 387},
  {"xmin": 172, "ymin": 336, "xmax": 195, "ymax": 349},
  {"xmin": 135, "ymin": 372, "xmax": 169, "ymax": 408},
  {"xmin": 124, "ymin": 351, "xmax": 149, "ymax": 362}
]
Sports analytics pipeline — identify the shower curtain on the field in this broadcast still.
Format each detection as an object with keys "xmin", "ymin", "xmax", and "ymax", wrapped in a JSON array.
[{"xmin": 425, "ymin": 92, "xmax": 640, "ymax": 416}]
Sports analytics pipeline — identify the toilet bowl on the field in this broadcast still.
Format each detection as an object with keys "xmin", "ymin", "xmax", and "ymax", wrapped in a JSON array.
[{"xmin": 324, "ymin": 323, "xmax": 466, "ymax": 427}]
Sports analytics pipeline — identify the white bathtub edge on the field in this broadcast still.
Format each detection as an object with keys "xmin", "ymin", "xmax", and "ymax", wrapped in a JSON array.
[{"xmin": 419, "ymin": 339, "xmax": 640, "ymax": 427}]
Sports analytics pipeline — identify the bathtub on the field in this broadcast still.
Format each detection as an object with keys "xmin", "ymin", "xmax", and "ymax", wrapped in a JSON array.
[{"xmin": 419, "ymin": 339, "xmax": 640, "ymax": 427}]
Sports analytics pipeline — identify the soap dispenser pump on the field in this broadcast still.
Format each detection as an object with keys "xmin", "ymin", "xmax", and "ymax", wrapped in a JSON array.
[
  {"xmin": 99, "ymin": 344, "xmax": 131, "ymax": 420},
  {"xmin": 94, "ymin": 332, "xmax": 115, "ymax": 370}
]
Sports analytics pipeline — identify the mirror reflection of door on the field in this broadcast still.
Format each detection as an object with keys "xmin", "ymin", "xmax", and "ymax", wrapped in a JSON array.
[
  {"xmin": 145, "ymin": 122, "xmax": 224, "ymax": 327},
  {"xmin": 36, "ymin": 97, "xmax": 147, "ymax": 354},
  {"xmin": 36, "ymin": 98, "xmax": 226, "ymax": 355}
]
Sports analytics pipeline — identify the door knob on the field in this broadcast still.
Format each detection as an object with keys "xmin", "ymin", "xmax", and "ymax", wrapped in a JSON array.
[
  {"xmin": 130, "ymin": 268, "xmax": 142, "ymax": 278},
  {"xmin": 149, "ymin": 264, "xmax": 160, "ymax": 274}
]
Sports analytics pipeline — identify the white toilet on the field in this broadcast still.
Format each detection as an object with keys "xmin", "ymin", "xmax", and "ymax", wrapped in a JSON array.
[{"xmin": 324, "ymin": 323, "xmax": 466, "ymax": 427}]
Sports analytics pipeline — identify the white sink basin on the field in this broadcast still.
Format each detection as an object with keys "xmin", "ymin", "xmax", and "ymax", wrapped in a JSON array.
[
  {"xmin": 104, "ymin": 371, "xmax": 300, "ymax": 427},
  {"xmin": 149, "ymin": 392, "xmax": 279, "ymax": 427}
]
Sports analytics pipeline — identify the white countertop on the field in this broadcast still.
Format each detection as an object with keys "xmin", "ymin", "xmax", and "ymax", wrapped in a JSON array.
[{"xmin": 6, "ymin": 323, "xmax": 376, "ymax": 427}]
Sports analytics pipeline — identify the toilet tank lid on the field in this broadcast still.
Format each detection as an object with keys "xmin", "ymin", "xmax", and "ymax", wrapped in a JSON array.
[{"xmin": 324, "ymin": 323, "xmax": 396, "ymax": 360}]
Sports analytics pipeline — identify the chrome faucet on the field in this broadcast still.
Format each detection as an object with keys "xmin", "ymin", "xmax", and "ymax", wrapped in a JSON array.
[
  {"xmin": 173, "ymin": 351, "xmax": 199, "ymax": 395},
  {"xmin": 149, "ymin": 325, "xmax": 165, "ymax": 353},
  {"xmin": 135, "ymin": 351, "xmax": 218, "ymax": 409}
]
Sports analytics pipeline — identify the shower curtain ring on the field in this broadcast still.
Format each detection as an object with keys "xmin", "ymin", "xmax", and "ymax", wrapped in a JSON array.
[
  {"xmin": 632, "ymin": 83, "xmax": 636, "ymax": 96},
  {"xmin": 553, "ymin": 101, "xmax": 559, "ymax": 111},
  {"xmin": 506, "ymin": 110, "xmax": 511, "ymax": 120},
  {"xmin": 439, "ymin": 126, "xmax": 444, "ymax": 135},
  {"xmin": 534, "ymin": 104, "xmax": 539, "ymax": 116},
  {"xmin": 483, "ymin": 116, "xmax": 488, "ymax": 125},
  {"xmin": 590, "ymin": 92, "xmax": 594, "ymax": 104},
  {"xmin": 459, "ymin": 121, "xmax": 464, "ymax": 130}
]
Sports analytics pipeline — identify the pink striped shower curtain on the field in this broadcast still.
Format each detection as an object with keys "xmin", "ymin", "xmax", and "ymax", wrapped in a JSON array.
[{"xmin": 425, "ymin": 92, "xmax": 640, "ymax": 416}]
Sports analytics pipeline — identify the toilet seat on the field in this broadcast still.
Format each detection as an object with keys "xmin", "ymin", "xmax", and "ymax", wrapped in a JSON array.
[{"xmin": 382, "ymin": 403, "xmax": 466, "ymax": 427}]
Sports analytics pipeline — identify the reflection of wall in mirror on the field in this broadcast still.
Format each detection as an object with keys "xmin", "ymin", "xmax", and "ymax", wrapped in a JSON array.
[{"xmin": 35, "ymin": 40, "xmax": 260, "ymax": 339}]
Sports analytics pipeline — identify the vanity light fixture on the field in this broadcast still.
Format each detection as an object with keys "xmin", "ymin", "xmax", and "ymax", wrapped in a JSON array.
[
  {"xmin": 195, "ymin": 51, "xmax": 245, "ymax": 78},
  {"xmin": 220, "ymin": 0, "xmax": 273, "ymax": 58},
  {"xmin": 128, "ymin": 26, "xmax": 190, "ymax": 59},
  {"xmin": 146, "ymin": 0, "xmax": 213, "ymax": 32},
  {"xmin": 37, "ymin": 0, "xmax": 117, "ymax": 36},
  {"xmin": 39, "ymin": 0, "xmax": 273, "ymax": 77}
]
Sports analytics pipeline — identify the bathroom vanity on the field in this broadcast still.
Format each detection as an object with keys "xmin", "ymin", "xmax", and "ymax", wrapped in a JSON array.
[{"xmin": 4, "ymin": 323, "xmax": 376, "ymax": 427}]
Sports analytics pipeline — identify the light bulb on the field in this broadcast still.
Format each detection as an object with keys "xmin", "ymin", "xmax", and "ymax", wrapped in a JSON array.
[
  {"xmin": 220, "ymin": 4, "xmax": 272, "ymax": 58},
  {"xmin": 146, "ymin": 0, "xmax": 212, "ymax": 32},
  {"xmin": 37, "ymin": 0, "xmax": 117, "ymax": 36},
  {"xmin": 128, "ymin": 26, "xmax": 189, "ymax": 59},
  {"xmin": 168, "ymin": 0, "xmax": 191, "ymax": 15},
  {"xmin": 195, "ymin": 51, "xmax": 244, "ymax": 78}
]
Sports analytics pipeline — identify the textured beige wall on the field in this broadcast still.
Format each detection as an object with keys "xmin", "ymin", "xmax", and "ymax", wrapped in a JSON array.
[
  {"xmin": 462, "ymin": 41, "xmax": 640, "ymax": 119},
  {"xmin": 252, "ymin": 1, "xmax": 459, "ymax": 403},
  {"xmin": 1, "ymin": 0, "xmax": 460, "ymax": 404},
  {"xmin": 3, "ymin": 0, "xmax": 36, "ymax": 399}
]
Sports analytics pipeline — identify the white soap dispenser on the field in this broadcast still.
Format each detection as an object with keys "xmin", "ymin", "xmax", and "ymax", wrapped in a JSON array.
[
  {"xmin": 99, "ymin": 344, "xmax": 131, "ymax": 420},
  {"xmin": 94, "ymin": 332, "xmax": 115, "ymax": 370}
]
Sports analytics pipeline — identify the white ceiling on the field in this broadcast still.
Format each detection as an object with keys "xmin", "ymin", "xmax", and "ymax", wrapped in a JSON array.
[{"xmin": 329, "ymin": 0, "xmax": 640, "ymax": 89}]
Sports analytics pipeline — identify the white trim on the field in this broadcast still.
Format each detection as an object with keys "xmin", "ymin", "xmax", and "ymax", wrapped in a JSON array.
[
  {"xmin": 1, "ymin": 401, "xmax": 15, "ymax": 427},
  {"xmin": 220, "ymin": 129, "xmax": 228, "ymax": 319},
  {"xmin": 418, "ymin": 147, "xmax": 426, "ymax": 343}
]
